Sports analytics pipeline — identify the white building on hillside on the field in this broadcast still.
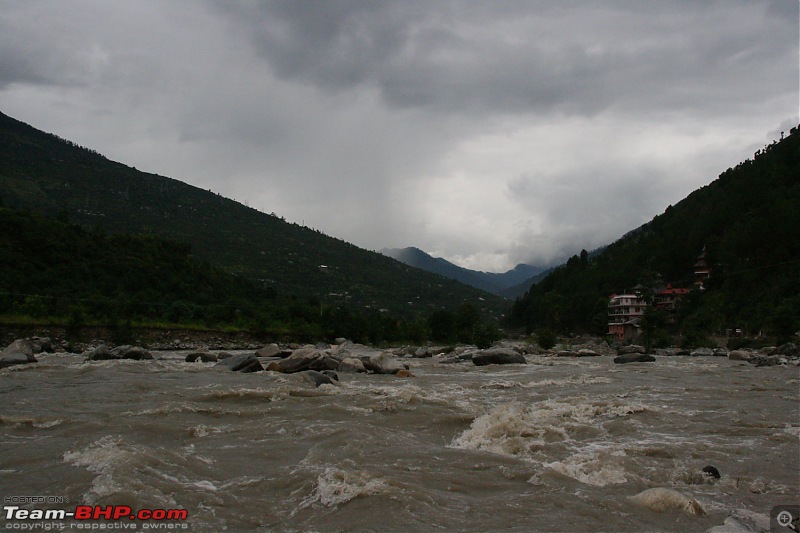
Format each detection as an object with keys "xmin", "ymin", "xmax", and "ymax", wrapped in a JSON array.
[{"xmin": 608, "ymin": 293, "xmax": 647, "ymax": 342}]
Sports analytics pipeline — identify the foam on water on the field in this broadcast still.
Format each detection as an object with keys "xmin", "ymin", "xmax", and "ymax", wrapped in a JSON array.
[
  {"xmin": 63, "ymin": 436, "xmax": 192, "ymax": 506},
  {"xmin": 299, "ymin": 467, "xmax": 389, "ymax": 509},
  {"xmin": 356, "ymin": 382, "xmax": 475, "ymax": 412},
  {"xmin": 122, "ymin": 402, "xmax": 253, "ymax": 417},
  {"xmin": 781, "ymin": 424, "xmax": 800, "ymax": 437},
  {"xmin": 543, "ymin": 448, "xmax": 629, "ymax": 486},
  {"xmin": 63, "ymin": 436, "xmax": 143, "ymax": 503},
  {"xmin": 199, "ymin": 387, "xmax": 278, "ymax": 401},
  {"xmin": 522, "ymin": 375, "xmax": 613, "ymax": 387},
  {"xmin": 451, "ymin": 397, "xmax": 650, "ymax": 457},
  {"xmin": 0, "ymin": 413, "xmax": 64, "ymax": 428}
]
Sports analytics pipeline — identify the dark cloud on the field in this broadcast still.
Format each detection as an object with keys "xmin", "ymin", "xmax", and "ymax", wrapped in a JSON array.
[
  {"xmin": 217, "ymin": 0, "xmax": 797, "ymax": 118},
  {"xmin": 0, "ymin": 0, "xmax": 796, "ymax": 271}
]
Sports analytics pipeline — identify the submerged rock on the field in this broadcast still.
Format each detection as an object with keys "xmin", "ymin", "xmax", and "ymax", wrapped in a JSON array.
[
  {"xmin": 614, "ymin": 353, "xmax": 656, "ymax": 364},
  {"xmin": 707, "ymin": 509, "xmax": 772, "ymax": 533},
  {"xmin": 299, "ymin": 370, "xmax": 338, "ymax": 387},
  {"xmin": 557, "ymin": 349, "xmax": 601, "ymax": 357},
  {"xmin": 702, "ymin": 465, "xmax": 721, "ymax": 479},
  {"xmin": 121, "ymin": 346, "xmax": 153, "ymax": 360},
  {"xmin": 215, "ymin": 354, "xmax": 263, "ymax": 373},
  {"xmin": 628, "ymin": 487, "xmax": 705, "ymax": 516},
  {"xmin": 185, "ymin": 351, "xmax": 218, "ymax": 363}
]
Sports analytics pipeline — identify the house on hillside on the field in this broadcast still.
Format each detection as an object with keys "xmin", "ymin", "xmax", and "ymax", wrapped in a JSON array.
[
  {"xmin": 654, "ymin": 284, "xmax": 689, "ymax": 311},
  {"xmin": 608, "ymin": 293, "xmax": 647, "ymax": 342}
]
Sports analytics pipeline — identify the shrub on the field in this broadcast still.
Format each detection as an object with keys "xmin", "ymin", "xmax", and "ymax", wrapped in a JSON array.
[{"xmin": 536, "ymin": 328, "xmax": 557, "ymax": 350}]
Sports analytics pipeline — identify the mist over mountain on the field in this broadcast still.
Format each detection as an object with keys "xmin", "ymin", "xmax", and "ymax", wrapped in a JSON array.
[{"xmin": 381, "ymin": 247, "xmax": 545, "ymax": 297}]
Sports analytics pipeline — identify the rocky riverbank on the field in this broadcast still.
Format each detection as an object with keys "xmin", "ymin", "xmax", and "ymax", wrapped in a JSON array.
[
  {"xmin": 2, "ymin": 334, "xmax": 799, "ymax": 376},
  {"xmin": 0, "ymin": 325, "xmax": 273, "ymax": 352}
]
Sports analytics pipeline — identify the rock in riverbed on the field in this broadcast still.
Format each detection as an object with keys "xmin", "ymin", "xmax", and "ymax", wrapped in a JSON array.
[
  {"xmin": 614, "ymin": 353, "xmax": 656, "ymax": 364},
  {"xmin": 472, "ymin": 348, "xmax": 526, "ymax": 366},
  {"xmin": 299, "ymin": 370, "xmax": 339, "ymax": 387},
  {"xmin": 185, "ymin": 351, "xmax": 218, "ymax": 362},
  {"xmin": 0, "ymin": 351, "xmax": 38, "ymax": 368},
  {"xmin": 215, "ymin": 354, "xmax": 263, "ymax": 373}
]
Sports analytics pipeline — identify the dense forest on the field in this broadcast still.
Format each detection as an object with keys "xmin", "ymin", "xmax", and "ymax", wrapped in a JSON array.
[
  {"xmin": 508, "ymin": 126, "xmax": 800, "ymax": 346},
  {"xmin": 0, "ymin": 208, "xmax": 499, "ymax": 346},
  {"xmin": 0, "ymin": 111, "xmax": 504, "ymax": 318}
]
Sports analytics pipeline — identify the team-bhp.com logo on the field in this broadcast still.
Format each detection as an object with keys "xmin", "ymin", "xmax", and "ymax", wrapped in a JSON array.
[{"xmin": 4, "ymin": 500, "xmax": 189, "ymax": 530}]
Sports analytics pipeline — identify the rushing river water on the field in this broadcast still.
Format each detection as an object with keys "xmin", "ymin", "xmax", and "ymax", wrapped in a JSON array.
[{"xmin": 1, "ymin": 350, "xmax": 798, "ymax": 532}]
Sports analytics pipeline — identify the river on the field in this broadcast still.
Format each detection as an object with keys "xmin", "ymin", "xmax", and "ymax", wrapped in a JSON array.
[{"xmin": 1, "ymin": 349, "xmax": 798, "ymax": 532}]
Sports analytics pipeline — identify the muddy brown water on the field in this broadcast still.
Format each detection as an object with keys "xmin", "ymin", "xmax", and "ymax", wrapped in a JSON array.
[{"xmin": 1, "ymin": 352, "xmax": 798, "ymax": 531}]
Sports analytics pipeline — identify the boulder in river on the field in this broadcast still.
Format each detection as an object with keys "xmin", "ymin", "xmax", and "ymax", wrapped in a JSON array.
[
  {"xmin": 84, "ymin": 344, "xmax": 120, "ymax": 361},
  {"xmin": 3, "ymin": 339, "xmax": 36, "ymax": 357},
  {"xmin": 185, "ymin": 351, "xmax": 218, "ymax": 363},
  {"xmin": 771, "ymin": 342, "xmax": 799, "ymax": 358},
  {"xmin": 472, "ymin": 348, "xmax": 526, "ymax": 366},
  {"xmin": 299, "ymin": 370, "xmax": 339, "ymax": 387},
  {"xmin": 618, "ymin": 345, "xmax": 645, "ymax": 355},
  {"xmin": 728, "ymin": 350, "xmax": 752, "ymax": 361},
  {"xmin": 270, "ymin": 347, "xmax": 340, "ymax": 373},
  {"xmin": 254, "ymin": 344, "xmax": 279, "ymax": 357},
  {"xmin": 0, "ymin": 351, "xmax": 37, "ymax": 368},
  {"xmin": 215, "ymin": 354, "xmax": 263, "ymax": 373},
  {"xmin": 628, "ymin": 487, "xmax": 705, "ymax": 516},
  {"xmin": 752, "ymin": 355, "xmax": 786, "ymax": 367},
  {"xmin": 120, "ymin": 346, "xmax": 153, "ymax": 360},
  {"xmin": 338, "ymin": 357, "xmax": 367, "ymax": 373},
  {"xmin": 362, "ymin": 352, "xmax": 405, "ymax": 374},
  {"xmin": 614, "ymin": 353, "xmax": 656, "ymax": 364}
]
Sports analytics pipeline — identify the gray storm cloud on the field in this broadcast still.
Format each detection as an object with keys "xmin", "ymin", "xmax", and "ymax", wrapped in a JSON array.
[{"xmin": 0, "ymin": 0, "xmax": 797, "ymax": 271}]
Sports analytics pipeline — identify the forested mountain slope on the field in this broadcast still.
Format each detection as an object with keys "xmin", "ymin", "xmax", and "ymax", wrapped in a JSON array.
[
  {"xmin": 0, "ymin": 111, "xmax": 503, "ymax": 317},
  {"xmin": 508, "ymin": 126, "xmax": 800, "ymax": 342}
]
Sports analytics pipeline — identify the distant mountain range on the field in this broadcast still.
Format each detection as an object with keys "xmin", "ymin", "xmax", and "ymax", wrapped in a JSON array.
[
  {"xmin": 381, "ymin": 247, "xmax": 546, "ymax": 298},
  {"xmin": 0, "ymin": 111, "xmax": 505, "ymax": 318}
]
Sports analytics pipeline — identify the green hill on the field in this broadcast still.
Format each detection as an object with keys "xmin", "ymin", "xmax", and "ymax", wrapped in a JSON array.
[
  {"xmin": 508, "ymin": 126, "xmax": 800, "ymax": 344},
  {"xmin": 0, "ymin": 208, "xmax": 267, "ymax": 326},
  {"xmin": 0, "ymin": 208, "xmax": 479, "ymax": 343},
  {"xmin": 0, "ymin": 111, "xmax": 504, "ymax": 322}
]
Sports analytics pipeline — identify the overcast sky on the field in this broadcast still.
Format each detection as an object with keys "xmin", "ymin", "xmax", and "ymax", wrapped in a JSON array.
[{"xmin": 1, "ymin": 1, "xmax": 797, "ymax": 272}]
